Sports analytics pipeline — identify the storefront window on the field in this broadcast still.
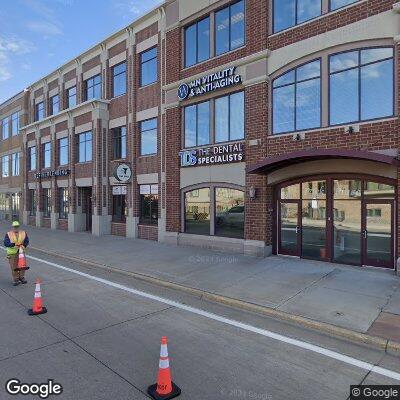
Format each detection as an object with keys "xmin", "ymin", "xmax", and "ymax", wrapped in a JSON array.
[
  {"xmin": 333, "ymin": 180, "xmax": 362, "ymax": 199},
  {"xmin": 29, "ymin": 189, "xmax": 36, "ymax": 217},
  {"xmin": 59, "ymin": 188, "xmax": 69, "ymax": 219},
  {"xmin": 215, "ymin": 188, "xmax": 244, "ymax": 238},
  {"xmin": 281, "ymin": 184, "xmax": 300, "ymax": 199},
  {"xmin": 302, "ymin": 180, "xmax": 326, "ymax": 199},
  {"xmin": 140, "ymin": 185, "xmax": 158, "ymax": 225},
  {"xmin": 43, "ymin": 189, "xmax": 52, "ymax": 218},
  {"xmin": 185, "ymin": 188, "xmax": 210, "ymax": 235},
  {"xmin": 364, "ymin": 182, "xmax": 395, "ymax": 199},
  {"xmin": 112, "ymin": 194, "xmax": 126, "ymax": 223}
]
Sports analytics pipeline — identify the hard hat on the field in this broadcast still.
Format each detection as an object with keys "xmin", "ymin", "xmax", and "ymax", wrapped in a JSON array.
[{"xmin": 12, "ymin": 221, "xmax": 20, "ymax": 227}]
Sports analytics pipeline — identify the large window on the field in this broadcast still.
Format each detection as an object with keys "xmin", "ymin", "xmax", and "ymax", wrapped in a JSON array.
[
  {"xmin": 273, "ymin": 60, "xmax": 321, "ymax": 134},
  {"xmin": 113, "ymin": 126, "xmax": 126, "ymax": 159},
  {"xmin": 43, "ymin": 189, "xmax": 52, "ymax": 218},
  {"xmin": 273, "ymin": 0, "xmax": 321, "ymax": 33},
  {"xmin": 140, "ymin": 119, "xmax": 157, "ymax": 156},
  {"xmin": 28, "ymin": 146, "xmax": 37, "ymax": 171},
  {"xmin": 59, "ymin": 188, "xmax": 69, "ymax": 219},
  {"xmin": 43, "ymin": 142, "xmax": 51, "ymax": 169},
  {"xmin": 85, "ymin": 74, "xmax": 101, "ymax": 100},
  {"xmin": 112, "ymin": 194, "xmax": 126, "ymax": 223},
  {"xmin": 330, "ymin": 0, "xmax": 358, "ymax": 11},
  {"xmin": 184, "ymin": 91, "xmax": 245, "ymax": 147},
  {"xmin": 77, "ymin": 131, "xmax": 92, "ymax": 162},
  {"xmin": 112, "ymin": 62, "xmax": 126, "ymax": 97},
  {"xmin": 329, "ymin": 48, "xmax": 394, "ymax": 125},
  {"xmin": 185, "ymin": 17, "xmax": 210, "ymax": 68},
  {"xmin": 66, "ymin": 86, "xmax": 77, "ymax": 108},
  {"xmin": 2, "ymin": 155, "xmax": 9, "ymax": 177},
  {"xmin": 29, "ymin": 189, "xmax": 36, "ymax": 217},
  {"xmin": 184, "ymin": 186, "xmax": 245, "ymax": 238},
  {"xmin": 50, "ymin": 94, "xmax": 60, "ymax": 115},
  {"xmin": 35, "ymin": 101, "xmax": 44, "ymax": 121},
  {"xmin": 11, "ymin": 153, "xmax": 20, "ymax": 176},
  {"xmin": 139, "ymin": 185, "xmax": 159, "ymax": 225},
  {"xmin": 2, "ymin": 118, "xmax": 9, "ymax": 140},
  {"xmin": 11, "ymin": 112, "xmax": 19, "ymax": 136},
  {"xmin": 140, "ymin": 48, "xmax": 158, "ymax": 86},
  {"xmin": 58, "ymin": 137, "xmax": 69, "ymax": 166},
  {"xmin": 215, "ymin": 0, "xmax": 245, "ymax": 56}
]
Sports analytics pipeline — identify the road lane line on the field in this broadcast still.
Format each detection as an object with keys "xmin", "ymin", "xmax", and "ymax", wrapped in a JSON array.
[{"xmin": 24, "ymin": 252, "xmax": 400, "ymax": 382}]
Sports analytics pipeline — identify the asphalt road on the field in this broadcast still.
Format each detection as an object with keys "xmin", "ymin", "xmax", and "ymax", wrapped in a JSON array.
[{"xmin": 0, "ymin": 249, "xmax": 399, "ymax": 400}]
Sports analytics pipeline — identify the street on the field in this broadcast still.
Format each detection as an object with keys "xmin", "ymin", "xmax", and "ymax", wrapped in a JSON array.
[{"xmin": 0, "ymin": 249, "xmax": 399, "ymax": 400}]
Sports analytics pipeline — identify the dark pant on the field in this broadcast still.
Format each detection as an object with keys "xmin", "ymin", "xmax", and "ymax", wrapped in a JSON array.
[{"xmin": 8, "ymin": 254, "xmax": 25, "ymax": 282}]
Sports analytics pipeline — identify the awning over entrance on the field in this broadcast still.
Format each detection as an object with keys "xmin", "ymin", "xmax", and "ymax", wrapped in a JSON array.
[{"xmin": 247, "ymin": 149, "xmax": 400, "ymax": 175}]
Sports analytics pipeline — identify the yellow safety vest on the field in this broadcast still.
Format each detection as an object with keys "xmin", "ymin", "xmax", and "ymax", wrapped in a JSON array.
[{"xmin": 6, "ymin": 230, "xmax": 26, "ymax": 256}]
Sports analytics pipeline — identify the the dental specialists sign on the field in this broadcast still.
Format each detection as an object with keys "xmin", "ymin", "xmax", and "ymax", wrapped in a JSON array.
[
  {"xmin": 177, "ymin": 67, "xmax": 242, "ymax": 101},
  {"xmin": 179, "ymin": 142, "xmax": 244, "ymax": 167}
]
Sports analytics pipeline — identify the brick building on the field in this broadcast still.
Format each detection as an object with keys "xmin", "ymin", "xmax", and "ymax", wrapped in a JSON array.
[{"xmin": 1, "ymin": 0, "xmax": 399, "ymax": 270}]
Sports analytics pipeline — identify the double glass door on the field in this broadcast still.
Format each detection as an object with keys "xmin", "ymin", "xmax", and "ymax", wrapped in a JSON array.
[{"xmin": 278, "ymin": 178, "xmax": 395, "ymax": 269}]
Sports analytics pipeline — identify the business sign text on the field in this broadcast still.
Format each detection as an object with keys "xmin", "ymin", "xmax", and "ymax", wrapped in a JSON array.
[{"xmin": 35, "ymin": 169, "xmax": 70, "ymax": 179}]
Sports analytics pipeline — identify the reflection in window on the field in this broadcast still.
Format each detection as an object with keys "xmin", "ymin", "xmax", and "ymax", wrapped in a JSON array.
[
  {"xmin": 273, "ymin": 0, "xmax": 321, "ymax": 33},
  {"xmin": 112, "ymin": 62, "xmax": 126, "ymax": 97},
  {"xmin": 59, "ymin": 188, "xmax": 69, "ymax": 219},
  {"xmin": 112, "ymin": 195, "xmax": 126, "ymax": 223},
  {"xmin": 78, "ymin": 131, "xmax": 92, "ymax": 162},
  {"xmin": 43, "ymin": 142, "xmax": 51, "ymax": 169},
  {"xmin": 184, "ymin": 101, "xmax": 210, "ymax": 147},
  {"xmin": 185, "ymin": 18, "xmax": 210, "ymax": 67},
  {"xmin": 141, "ymin": 48, "xmax": 158, "ymax": 86},
  {"xmin": 185, "ymin": 188, "xmax": 210, "ymax": 235},
  {"xmin": 140, "ymin": 119, "xmax": 157, "ymax": 155},
  {"xmin": 140, "ymin": 185, "xmax": 159, "ymax": 225},
  {"xmin": 43, "ymin": 189, "xmax": 52, "ymax": 218},
  {"xmin": 112, "ymin": 126, "xmax": 127, "ymax": 159},
  {"xmin": 333, "ymin": 180, "xmax": 362, "ymax": 199},
  {"xmin": 281, "ymin": 184, "xmax": 300, "ymax": 199},
  {"xmin": 215, "ymin": 188, "xmax": 244, "ymax": 238},
  {"xmin": 85, "ymin": 74, "xmax": 102, "ymax": 100},
  {"xmin": 59, "ymin": 138, "xmax": 69, "ymax": 166},
  {"xmin": 329, "ymin": 48, "xmax": 393, "ymax": 125},
  {"xmin": 364, "ymin": 182, "xmax": 395, "ymax": 199},
  {"xmin": 330, "ymin": 0, "xmax": 358, "ymax": 11},
  {"xmin": 273, "ymin": 60, "xmax": 321, "ymax": 134},
  {"xmin": 302, "ymin": 180, "xmax": 326, "ymax": 199}
]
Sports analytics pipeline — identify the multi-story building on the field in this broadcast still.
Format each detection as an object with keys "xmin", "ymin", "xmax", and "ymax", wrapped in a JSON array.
[{"xmin": 1, "ymin": 0, "xmax": 399, "ymax": 271}]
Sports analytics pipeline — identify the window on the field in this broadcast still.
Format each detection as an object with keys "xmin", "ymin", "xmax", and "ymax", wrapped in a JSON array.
[
  {"xmin": 11, "ymin": 153, "xmax": 20, "ymax": 176},
  {"xmin": 29, "ymin": 146, "xmax": 37, "ymax": 171},
  {"xmin": 330, "ymin": 0, "xmax": 358, "ymax": 11},
  {"xmin": 185, "ymin": 17, "xmax": 210, "ymax": 67},
  {"xmin": 329, "ymin": 48, "xmax": 394, "ymax": 125},
  {"xmin": 112, "ymin": 126, "xmax": 126, "ymax": 159},
  {"xmin": 215, "ymin": 0, "xmax": 245, "ymax": 56},
  {"xmin": 140, "ymin": 119, "xmax": 157, "ymax": 155},
  {"xmin": 2, "ymin": 155, "xmax": 9, "ymax": 177},
  {"xmin": 112, "ymin": 195, "xmax": 126, "ymax": 223},
  {"xmin": 184, "ymin": 101, "xmax": 210, "ymax": 147},
  {"xmin": 140, "ymin": 48, "xmax": 158, "ymax": 86},
  {"xmin": 215, "ymin": 91, "xmax": 244, "ymax": 142},
  {"xmin": 112, "ymin": 62, "xmax": 126, "ymax": 97},
  {"xmin": 185, "ymin": 188, "xmax": 210, "ymax": 235},
  {"xmin": 59, "ymin": 188, "xmax": 69, "ymax": 219},
  {"xmin": 273, "ymin": 59, "xmax": 321, "ymax": 134},
  {"xmin": 43, "ymin": 189, "xmax": 52, "ymax": 218},
  {"xmin": 2, "ymin": 118, "xmax": 9, "ymax": 140},
  {"xmin": 35, "ymin": 101, "xmax": 45, "ymax": 121},
  {"xmin": 29, "ymin": 189, "xmax": 36, "ymax": 216},
  {"xmin": 215, "ymin": 188, "xmax": 244, "ymax": 238},
  {"xmin": 43, "ymin": 142, "xmax": 51, "ymax": 169},
  {"xmin": 66, "ymin": 86, "xmax": 77, "ymax": 108},
  {"xmin": 77, "ymin": 131, "xmax": 92, "ymax": 162},
  {"xmin": 273, "ymin": 0, "xmax": 321, "ymax": 33},
  {"xmin": 139, "ymin": 185, "xmax": 159, "ymax": 225},
  {"xmin": 58, "ymin": 138, "xmax": 69, "ymax": 166},
  {"xmin": 85, "ymin": 74, "xmax": 101, "ymax": 100},
  {"xmin": 50, "ymin": 94, "xmax": 60, "ymax": 115},
  {"xmin": 11, "ymin": 112, "xmax": 19, "ymax": 136}
]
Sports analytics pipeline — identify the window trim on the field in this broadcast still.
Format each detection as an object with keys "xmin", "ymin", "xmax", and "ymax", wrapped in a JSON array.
[
  {"xmin": 140, "ymin": 47, "xmax": 158, "ymax": 87},
  {"xmin": 112, "ymin": 61, "xmax": 127, "ymax": 97}
]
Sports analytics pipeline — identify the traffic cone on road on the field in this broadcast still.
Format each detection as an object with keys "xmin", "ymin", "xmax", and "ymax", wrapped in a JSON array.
[
  {"xmin": 14, "ymin": 246, "xmax": 29, "ymax": 272},
  {"xmin": 28, "ymin": 279, "xmax": 47, "ymax": 316},
  {"xmin": 147, "ymin": 336, "xmax": 181, "ymax": 400}
]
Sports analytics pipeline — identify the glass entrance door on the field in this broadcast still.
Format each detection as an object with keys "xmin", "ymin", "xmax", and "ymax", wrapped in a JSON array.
[
  {"xmin": 279, "ymin": 201, "xmax": 300, "ymax": 256},
  {"xmin": 363, "ymin": 201, "xmax": 393, "ymax": 268}
]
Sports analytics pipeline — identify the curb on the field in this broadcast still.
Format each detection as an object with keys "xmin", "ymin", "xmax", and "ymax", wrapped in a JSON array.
[{"xmin": 30, "ymin": 246, "xmax": 400, "ymax": 355}]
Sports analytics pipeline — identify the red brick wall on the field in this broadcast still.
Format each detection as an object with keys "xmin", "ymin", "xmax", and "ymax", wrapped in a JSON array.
[
  {"xmin": 58, "ymin": 219, "xmax": 68, "ymax": 230},
  {"xmin": 43, "ymin": 218, "xmax": 51, "ymax": 228},
  {"xmin": 138, "ymin": 224, "xmax": 158, "ymax": 241},
  {"xmin": 111, "ymin": 222, "xmax": 126, "ymax": 236},
  {"xmin": 82, "ymin": 55, "xmax": 101, "ymax": 73}
]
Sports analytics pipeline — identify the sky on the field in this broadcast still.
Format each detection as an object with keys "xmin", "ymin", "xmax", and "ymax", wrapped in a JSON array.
[{"xmin": 0, "ymin": 0, "xmax": 162, "ymax": 104}]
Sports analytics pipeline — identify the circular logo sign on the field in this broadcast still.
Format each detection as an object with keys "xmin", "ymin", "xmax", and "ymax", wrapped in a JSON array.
[
  {"xmin": 114, "ymin": 164, "xmax": 132, "ymax": 183},
  {"xmin": 177, "ymin": 83, "xmax": 190, "ymax": 101}
]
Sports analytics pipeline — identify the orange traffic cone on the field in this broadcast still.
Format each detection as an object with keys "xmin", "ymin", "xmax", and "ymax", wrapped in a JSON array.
[
  {"xmin": 14, "ymin": 247, "xmax": 29, "ymax": 272},
  {"xmin": 28, "ymin": 279, "xmax": 47, "ymax": 316},
  {"xmin": 147, "ymin": 336, "xmax": 181, "ymax": 400}
]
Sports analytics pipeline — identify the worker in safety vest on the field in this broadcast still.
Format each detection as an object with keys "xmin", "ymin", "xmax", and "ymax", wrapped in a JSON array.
[{"xmin": 4, "ymin": 221, "xmax": 29, "ymax": 286}]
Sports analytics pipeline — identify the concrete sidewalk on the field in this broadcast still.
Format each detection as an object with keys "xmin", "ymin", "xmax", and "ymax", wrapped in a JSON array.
[{"xmin": 3, "ymin": 221, "xmax": 400, "ymax": 347}]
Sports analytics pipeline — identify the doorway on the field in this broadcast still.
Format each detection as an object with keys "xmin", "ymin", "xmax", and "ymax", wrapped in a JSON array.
[
  {"xmin": 277, "ymin": 176, "xmax": 396, "ymax": 269},
  {"xmin": 81, "ymin": 188, "xmax": 92, "ymax": 232}
]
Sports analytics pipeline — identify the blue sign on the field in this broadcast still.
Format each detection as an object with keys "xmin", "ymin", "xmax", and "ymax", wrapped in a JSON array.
[
  {"xmin": 177, "ymin": 83, "xmax": 190, "ymax": 101},
  {"xmin": 179, "ymin": 150, "xmax": 197, "ymax": 167}
]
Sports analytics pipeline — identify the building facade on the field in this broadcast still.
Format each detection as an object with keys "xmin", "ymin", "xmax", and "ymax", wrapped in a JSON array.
[{"xmin": 1, "ymin": 0, "xmax": 399, "ymax": 270}]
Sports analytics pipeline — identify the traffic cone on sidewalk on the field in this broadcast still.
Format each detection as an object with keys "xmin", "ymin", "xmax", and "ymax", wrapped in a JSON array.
[
  {"xmin": 28, "ymin": 279, "xmax": 47, "ymax": 316},
  {"xmin": 147, "ymin": 336, "xmax": 181, "ymax": 400},
  {"xmin": 14, "ymin": 247, "xmax": 29, "ymax": 272}
]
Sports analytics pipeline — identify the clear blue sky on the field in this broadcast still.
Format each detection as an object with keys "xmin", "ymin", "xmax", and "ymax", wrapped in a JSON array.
[{"xmin": 0, "ymin": 0, "xmax": 162, "ymax": 103}]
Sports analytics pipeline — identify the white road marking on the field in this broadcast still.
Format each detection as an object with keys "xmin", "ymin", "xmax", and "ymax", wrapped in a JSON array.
[{"xmin": 24, "ymin": 252, "xmax": 400, "ymax": 381}]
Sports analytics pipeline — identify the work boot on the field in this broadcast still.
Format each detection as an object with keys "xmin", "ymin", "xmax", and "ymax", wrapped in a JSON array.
[
  {"xmin": 13, "ymin": 281, "xmax": 20, "ymax": 286},
  {"xmin": 19, "ymin": 277, "xmax": 27, "ymax": 284}
]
